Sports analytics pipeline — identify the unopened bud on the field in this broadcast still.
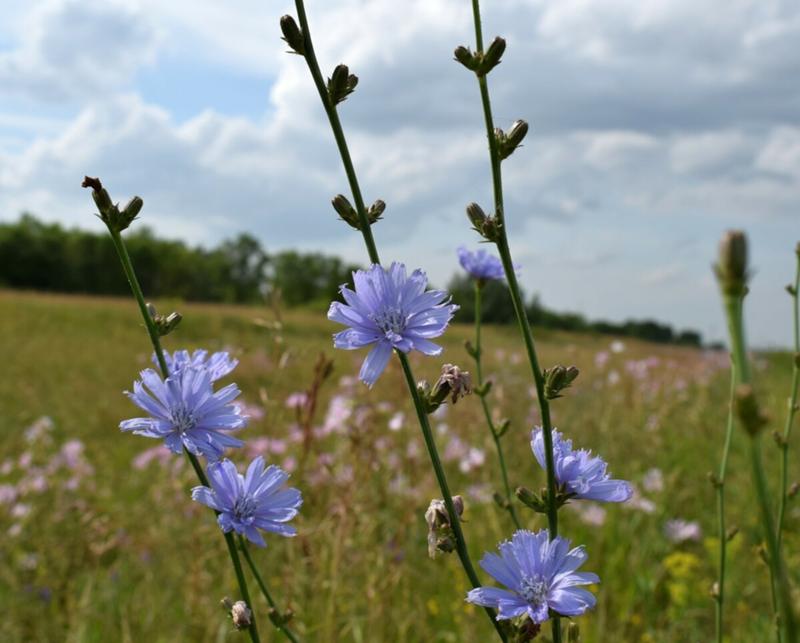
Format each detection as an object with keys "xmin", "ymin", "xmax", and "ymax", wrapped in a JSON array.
[
  {"xmin": 515, "ymin": 486, "xmax": 546, "ymax": 512},
  {"xmin": 454, "ymin": 45, "xmax": 480, "ymax": 72},
  {"xmin": 466, "ymin": 202, "xmax": 502, "ymax": 242},
  {"xmin": 478, "ymin": 37, "xmax": 506, "ymax": 76},
  {"xmin": 368, "ymin": 199, "xmax": 385, "ymax": 224},
  {"xmin": 492, "ymin": 492, "xmax": 509, "ymax": 509},
  {"xmin": 710, "ymin": 582, "xmax": 720, "ymax": 600},
  {"xmin": 734, "ymin": 384, "xmax": 768, "ymax": 436},
  {"xmin": 328, "ymin": 64, "xmax": 358, "ymax": 105},
  {"xmin": 714, "ymin": 230, "xmax": 749, "ymax": 297},
  {"xmin": 147, "ymin": 304, "xmax": 183, "ymax": 336},
  {"xmin": 82, "ymin": 176, "xmax": 141, "ymax": 233},
  {"xmin": 789, "ymin": 481, "xmax": 800, "ymax": 498},
  {"xmin": 497, "ymin": 120, "xmax": 529, "ymax": 160},
  {"xmin": 280, "ymin": 15, "xmax": 305, "ymax": 55},
  {"xmin": 121, "ymin": 196, "xmax": 143, "ymax": 226},
  {"xmin": 495, "ymin": 418, "xmax": 511, "ymax": 437},
  {"xmin": 543, "ymin": 365, "xmax": 579, "ymax": 399},
  {"xmin": 332, "ymin": 194, "xmax": 359, "ymax": 228},
  {"xmin": 567, "ymin": 622, "xmax": 581, "ymax": 642}
]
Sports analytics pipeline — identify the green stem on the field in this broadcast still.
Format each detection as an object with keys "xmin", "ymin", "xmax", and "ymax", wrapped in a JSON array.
[
  {"xmin": 715, "ymin": 362, "xmax": 736, "ymax": 643},
  {"xmin": 777, "ymin": 257, "xmax": 800, "ymax": 552},
  {"xmin": 468, "ymin": 1, "xmax": 560, "ymax": 640},
  {"xmin": 294, "ymin": 0, "xmax": 379, "ymax": 266},
  {"xmin": 473, "ymin": 282, "xmax": 521, "ymax": 529},
  {"xmin": 397, "ymin": 354, "xmax": 507, "ymax": 642},
  {"xmin": 292, "ymin": 3, "xmax": 504, "ymax": 639},
  {"xmin": 239, "ymin": 537, "xmax": 300, "ymax": 643},
  {"xmin": 722, "ymin": 293, "xmax": 797, "ymax": 643},
  {"xmin": 108, "ymin": 228, "xmax": 261, "ymax": 643}
]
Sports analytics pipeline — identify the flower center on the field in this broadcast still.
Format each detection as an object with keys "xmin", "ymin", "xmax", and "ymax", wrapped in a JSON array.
[
  {"xmin": 172, "ymin": 406, "xmax": 196, "ymax": 433},
  {"xmin": 233, "ymin": 495, "xmax": 257, "ymax": 524},
  {"xmin": 370, "ymin": 306, "xmax": 407, "ymax": 336},
  {"xmin": 519, "ymin": 575, "xmax": 548, "ymax": 606}
]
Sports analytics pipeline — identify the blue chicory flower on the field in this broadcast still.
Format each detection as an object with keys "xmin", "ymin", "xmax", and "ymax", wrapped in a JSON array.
[
  {"xmin": 457, "ymin": 246, "xmax": 510, "ymax": 282},
  {"xmin": 328, "ymin": 262, "xmax": 458, "ymax": 386},
  {"xmin": 531, "ymin": 428, "xmax": 632, "ymax": 503},
  {"xmin": 192, "ymin": 456, "xmax": 302, "ymax": 547},
  {"xmin": 467, "ymin": 529, "xmax": 598, "ymax": 622},
  {"xmin": 155, "ymin": 349, "xmax": 238, "ymax": 382},
  {"xmin": 121, "ymin": 366, "xmax": 246, "ymax": 460}
]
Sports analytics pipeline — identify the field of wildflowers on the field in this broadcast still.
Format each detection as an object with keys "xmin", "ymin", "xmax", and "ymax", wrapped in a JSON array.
[
  {"xmin": 1, "ymin": 288, "xmax": 797, "ymax": 641},
  {"xmin": 2, "ymin": 1, "xmax": 799, "ymax": 642}
]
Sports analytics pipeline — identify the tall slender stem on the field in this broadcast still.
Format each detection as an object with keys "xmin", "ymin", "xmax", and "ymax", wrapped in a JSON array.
[
  {"xmin": 714, "ymin": 361, "xmax": 737, "ymax": 643},
  {"xmin": 467, "ymin": 1, "xmax": 561, "ymax": 639},
  {"xmin": 473, "ymin": 282, "xmax": 521, "ymax": 528},
  {"xmin": 722, "ymin": 293, "xmax": 797, "ymax": 643},
  {"xmin": 777, "ymin": 256, "xmax": 800, "ymax": 551},
  {"xmin": 239, "ymin": 537, "xmax": 300, "ymax": 643},
  {"xmin": 107, "ymin": 228, "xmax": 261, "ymax": 643},
  {"xmin": 292, "ymin": 3, "xmax": 504, "ymax": 640}
]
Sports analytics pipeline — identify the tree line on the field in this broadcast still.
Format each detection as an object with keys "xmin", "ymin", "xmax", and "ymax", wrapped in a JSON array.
[{"xmin": 0, "ymin": 214, "xmax": 702, "ymax": 346}]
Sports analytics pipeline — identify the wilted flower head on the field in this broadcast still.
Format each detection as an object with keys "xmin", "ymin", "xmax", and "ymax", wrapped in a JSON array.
[
  {"xmin": 425, "ymin": 496, "xmax": 464, "ymax": 559},
  {"xmin": 328, "ymin": 262, "xmax": 458, "ymax": 386},
  {"xmin": 121, "ymin": 367, "xmax": 246, "ymax": 461},
  {"xmin": 466, "ymin": 529, "xmax": 598, "ymax": 622},
  {"xmin": 531, "ymin": 429, "xmax": 632, "ymax": 503},
  {"xmin": 192, "ymin": 456, "xmax": 302, "ymax": 547},
  {"xmin": 457, "ymin": 246, "xmax": 511, "ymax": 282},
  {"xmin": 157, "ymin": 349, "xmax": 238, "ymax": 382}
]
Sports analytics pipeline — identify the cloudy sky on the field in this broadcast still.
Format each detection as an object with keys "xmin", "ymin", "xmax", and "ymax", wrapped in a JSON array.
[{"xmin": 1, "ymin": 0, "xmax": 798, "ymax": 346}]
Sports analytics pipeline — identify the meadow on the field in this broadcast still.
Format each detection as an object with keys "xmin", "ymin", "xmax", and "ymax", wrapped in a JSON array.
[{"xmin": 1, "ymin": 288, "xmax": 797, "ymax": 642}]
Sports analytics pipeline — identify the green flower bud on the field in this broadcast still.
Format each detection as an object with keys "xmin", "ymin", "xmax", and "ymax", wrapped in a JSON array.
[
  {"xmin": 332, "ymin": 194, "xmax": 359, "ymax": 228},
  {"xmin": 279, "ymin": 15, "xmax": 305, "ymax": 55},
  {"xmin": 478, "ymin": 36, "xmax": 506, "ymax": 76},
  {"xmin": 734, "ymin": 384, "xmax": 768, "ymax": 436},
  {"xmin": 367, "ymin": 199, "xmax": 385, "ymax": 224},
  {"xmin": 714, "ymin": 230, "xmax": 749, "ymax": 297},
  {"xmin": 543, "ymin": 364, "xmax": 579, "ymax": 399},
  {"xmin": 466, "ymin": 202, "xmax": 502, "ymax": 242},
  {"xmin": 497, "ymin": 119, "xmax": 529, "ymax": 160},
  {"xmin": 453, "ymin": 45, "xmax": 480, "ymax": 72},
  {"xmin": 327, "ymin": 64, "xmax": 358, "ymax": 105}
]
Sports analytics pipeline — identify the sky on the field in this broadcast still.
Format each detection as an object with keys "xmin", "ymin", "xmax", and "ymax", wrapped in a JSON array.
[{"xmin": 1, "ymin": 0, "xmax": 798, "ymax": 347}]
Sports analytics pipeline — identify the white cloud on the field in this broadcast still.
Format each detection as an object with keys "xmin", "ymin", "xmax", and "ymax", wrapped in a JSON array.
[{"xmin": 0, "ymin": 0, "xmax": 159, "ymax": 102}]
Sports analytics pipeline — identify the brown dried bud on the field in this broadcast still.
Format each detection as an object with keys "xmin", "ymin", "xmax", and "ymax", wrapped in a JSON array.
[
  {"xmin": 327, "ymin": 64, "xmax": 358, "ymax": 105},
  {"xmin": 425, "ymin": 496, "xmax": 465, "ymax": 559},
  {"xmin": 230, "ymin": 601, "xmax": 252, "ymax": 630},
  {"xmin": 432, "ymin": 363, "xmax": 472, "ymax": 405}
]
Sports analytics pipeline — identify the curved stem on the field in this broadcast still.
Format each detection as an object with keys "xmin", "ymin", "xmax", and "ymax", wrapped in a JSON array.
[
  {"xmin": 108, "ymin": 228, "xmax": 261, "ymax": 643},
  {"xmin": 467, "ymin": 2, "xmax": 560, "ymax": 639},
  {"xmin": 722, "ymin": 292, "xmax": 797, "ymax": 643},
  {"xmin": 239, "ymin": 537, "xmax": 300, "ymax": 643},
  {"xmin": 291, "ymin": 2, "xmax": 504, "ymax": 639},
  {"xmin": 715, "ymin": 362, "xmax": 737, "ymax": 643},
  {"xmin": 473, "ymin": 282, "xmax": 521, "ymax": 528}
]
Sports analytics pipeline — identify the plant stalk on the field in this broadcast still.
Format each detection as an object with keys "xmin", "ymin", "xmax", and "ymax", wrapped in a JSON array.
[
  {"xmin": 108, "ymin": 228, "xmax": 262, "ymax": 643},
  {"xmin": 473, "ymin": 282, "xmax": 521, "ymax": 528}
]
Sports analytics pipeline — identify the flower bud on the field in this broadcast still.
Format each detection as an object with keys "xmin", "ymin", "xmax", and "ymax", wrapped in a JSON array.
[
  {"xmin": 368, "ymin": 199, "xmax": 386, "ymax": 224},
  {"xmin": 497, "ymin": 120, "xmax": 529, "ymax": 160},
  {"xmin": 515, "ymin": 486, "xmax": 547, "ymax": 513},
  {"xmin": 714, "ymin": 230, "xmax": 749, "ymax": 297},
  {"xmin": 148, "ymin": 304, "xmax": 183, "ymax": 336},
  {"xmin": 332, "ymin": 194, "xmax": 360, "ymax": 228},
  {"xmin": 120, "ymin": 196, "xmax": 143, "ymax": 227},
  {"xmin": 466, "ymin": 202, "xmax": 502, "ymax": 242},
  {"xmin": 82, "ymin": 176, "xmax": 142, "ymax": 233},
  {"xmin": 789, "ymin": 481, "xmax": 799, "ymax": 498},
  {"xmin": 454, "ymin": 45, "xmax": 480, "ymax": 72},
  {"xmin": 327, "ymin": 64, "xmax": 358, "ymax": 105},
  {"xmin": 567, "ymin": 622, "xmax": 581, "ymax": 643},
  {"xmin": 280, "ymin": 15, "xmax": 305, "ymax": 55},
  {"xmin": 543, "ymin": 365, "xmax": 579, "ymax": 399},
  {"xmin": 478, "ymin": 36, "xmax": 506, "ymax": 76},
  {"xmin": 734, "ymin": 384, "xmax": 768, "ymax": 436}
]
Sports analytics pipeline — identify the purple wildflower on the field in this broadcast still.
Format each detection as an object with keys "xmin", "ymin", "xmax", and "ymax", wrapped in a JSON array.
[
  {"xmin": 156, "ymin": 349, "xmax": 238, "ymax": 382},
  {"xmin": 457, "ymin": 246, "xmax": 510, "ymax": 281},
  {"xmin": 121, "ymin": 366, "xmax": 246, "ymax": 461},
  {"xmin": 328, "ymin": 262, "xmax": 458, "ymax": 386},
  {"xmin": 531, "ymin": 429, "xmax": 632, "ymax": 503},
  {"xmin": 664, "ymin": 519, "xmax": 702, "ymax": 543},
  {"xmin": 467, "ymin": 529, "xmax": 598, "ymax": 622},
  {"xmin": 192, "ymin": 457, "xmax": 302, "ymax": 547}
]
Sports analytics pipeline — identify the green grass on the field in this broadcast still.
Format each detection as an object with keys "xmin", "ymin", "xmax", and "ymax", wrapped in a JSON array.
[{"xmin": 0, "ymin": 289, "xmax": 797, "ymax": 642}]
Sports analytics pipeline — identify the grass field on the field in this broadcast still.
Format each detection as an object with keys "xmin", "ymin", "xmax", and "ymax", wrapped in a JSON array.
[{"xmin": 1, "ymin": 289, "xmax": 797, "ymax": 642}]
